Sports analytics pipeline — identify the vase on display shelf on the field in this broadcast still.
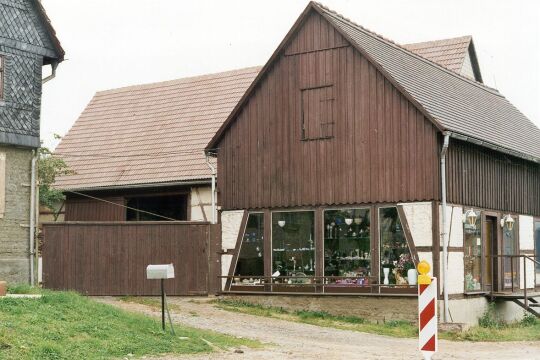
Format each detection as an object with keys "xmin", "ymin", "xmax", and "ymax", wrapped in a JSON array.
[
  {"xmin": 383, "ymin": 267, "xmax": 390, "ymax": 285},
  {"xmin": 407, "ymin": 268, "xmax": 418, "ymax": 285}
]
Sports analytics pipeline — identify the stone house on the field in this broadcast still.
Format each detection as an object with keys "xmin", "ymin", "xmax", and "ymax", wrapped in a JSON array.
[{"xmin": 0, "ymin": 0, "xmax": 63, "ymax": 284}]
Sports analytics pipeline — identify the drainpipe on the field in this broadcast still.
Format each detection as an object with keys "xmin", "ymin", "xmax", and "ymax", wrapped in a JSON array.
[
  {"xmin": 205, "ymin": 155, "xmax": 217, "ymax": 224},
  {"xmin": 41, "ymin": 62, "xmax": 58, "ymax": 84},
  {"xmin": 440, "ymin": 132, "xmax": 450, "ymax": 323},
  {"xmin": 29, "ymin": 151, "xmax": 37, "ymax": 286}
]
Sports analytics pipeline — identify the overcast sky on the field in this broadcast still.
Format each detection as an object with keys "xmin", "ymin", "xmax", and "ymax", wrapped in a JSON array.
[{"xmin": 40, "ymin": 0, "xmax": 540, "ymax": 149}]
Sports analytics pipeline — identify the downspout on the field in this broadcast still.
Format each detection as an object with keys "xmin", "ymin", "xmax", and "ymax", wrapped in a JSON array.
[
  {"xmin": 29, "ymin": 151, "xmax": 37, "ymax": 286},
  {"xmin": 205, "ymin": 155, "xmax": 217, "ymax": 224},
  {"xmin": 440, "ymin": 132, "xmax": 450, "ymax": 323}
]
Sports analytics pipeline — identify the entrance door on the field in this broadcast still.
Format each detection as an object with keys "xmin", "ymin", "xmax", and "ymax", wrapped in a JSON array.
[{"xmin": 484, "ymin": 217, "xmax": 497, "ymax": 291}]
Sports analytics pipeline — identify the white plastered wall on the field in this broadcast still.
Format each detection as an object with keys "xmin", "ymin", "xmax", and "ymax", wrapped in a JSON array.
[
  {"xmin": 519, "ymin": 215, "xmax": 535, "ymax": 289},
  {"xmin": 440, "ymin": 204, "xmax": 464, "ymax": 294},
  {"xmin": 399, "ymin": 202, "xmax": 432, "ymax": 247},
  {"xmin": 399, "ymin": 202, "xmax": 465, "ymax": 294},
  {"xmin": 220, "ymin": 210, "xmax": 245, "ymax": 288},
  {"xmin": 189, "ymin": 186, "xmax": 212, "ymax": 221}
]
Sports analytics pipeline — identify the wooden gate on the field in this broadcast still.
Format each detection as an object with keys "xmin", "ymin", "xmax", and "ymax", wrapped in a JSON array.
[{"xmin": 42, "ymin": 221, "xmax": 221, "ymax": 296}]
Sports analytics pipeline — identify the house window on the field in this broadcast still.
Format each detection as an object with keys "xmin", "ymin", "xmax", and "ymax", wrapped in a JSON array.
[
  {"xmin": 463, "ymin": 210, "xmax": 482, "ymax": 291},
  {"xmin": 234, "ymin": 213, "xmax": 264, "ymax": 281},
  {"xmin": 324, "ymin": 208, "xmax": 371, "ymax": 285},
  {"xmin": 301, "ymin": 85, "xmax": 335, "ymax": 140},
  {"xmin": 0, "ymin": 56, "xmax": 4, "ymax": 100},
  {"xmin": 379, "ymin": 207, "xmax": 414, "ymax": 285},
  {"xmin": 126, "ymin": 194, "xmax": 188, "ymax": 221},
  {"xmin": 272, "ymin": 211, "xmax": 315, "ymax": 278}
]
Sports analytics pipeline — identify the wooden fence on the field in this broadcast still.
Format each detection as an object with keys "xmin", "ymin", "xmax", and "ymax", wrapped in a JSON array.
[{"xmin": 42, "ymin": 221, "xmax": 221, "ymax": 296}]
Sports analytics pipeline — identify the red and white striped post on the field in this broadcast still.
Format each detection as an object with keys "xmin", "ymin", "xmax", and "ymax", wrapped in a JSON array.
[{"xmin": 417, "ymin": 260, "xmax": 437, "ymax": 360}]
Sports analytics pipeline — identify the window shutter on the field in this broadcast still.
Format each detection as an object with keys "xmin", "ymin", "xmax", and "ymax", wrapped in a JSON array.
[{"xmin": 0, "ymin": 152, "xmax": 5, "ymax": 218}]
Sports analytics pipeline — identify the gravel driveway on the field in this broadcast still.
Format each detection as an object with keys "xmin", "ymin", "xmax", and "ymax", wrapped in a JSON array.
[{"xmin": 99, "ymin": 297, "xmax": 540, "ymax": 360}]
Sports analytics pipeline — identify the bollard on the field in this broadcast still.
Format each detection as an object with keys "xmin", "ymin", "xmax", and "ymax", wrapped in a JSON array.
[{"xmin": 417, "ymin": 260, "xmax": 437, "ymax": 360}]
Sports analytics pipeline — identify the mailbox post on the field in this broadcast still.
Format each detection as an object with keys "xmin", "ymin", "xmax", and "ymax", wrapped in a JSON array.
[{"xmin": 146, "ymin": 264, "xmax": 175, "ymax": 331}]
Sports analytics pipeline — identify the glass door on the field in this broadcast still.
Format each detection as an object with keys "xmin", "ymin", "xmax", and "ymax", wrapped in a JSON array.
[{"xmin": 484, "ymin": 217, "xmax": 497, "ymax": 291}]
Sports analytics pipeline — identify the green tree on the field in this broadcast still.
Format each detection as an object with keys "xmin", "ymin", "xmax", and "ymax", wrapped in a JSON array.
[{"xmin": 38, "ymin": 135, "xmax": 73, "ymax": 210}]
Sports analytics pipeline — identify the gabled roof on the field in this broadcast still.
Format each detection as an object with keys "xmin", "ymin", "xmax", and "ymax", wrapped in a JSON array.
[
  {"xmin": 206, "ymin": 2, "xmax": 540, "ymax": 164},
  {"xmin": 32, "ymin": 0, "xmax": 65, "ymax": 62},
  {"xmin": 404, "ymin": 35, "xmax": 482, "ymax": 82},
  {"xmin": 54, "ymin": 67, "xmax": 260, "ymax": 190}
]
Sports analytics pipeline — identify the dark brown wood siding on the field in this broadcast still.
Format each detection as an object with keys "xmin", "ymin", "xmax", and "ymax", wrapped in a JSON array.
[
  {"xmin": 64, "ymin": 196, "xmax": 125, "ymax": 221},
  {"xmin": 42, "ymin": 222, "xmax": 221, "ymax": 295},
  {"xmin": 447, "ymin": 139, "xmax": 540, "ymax": 216},
  {"xmin": 216, "ymin": 12, "xmax": 440, "ymax": 210}
]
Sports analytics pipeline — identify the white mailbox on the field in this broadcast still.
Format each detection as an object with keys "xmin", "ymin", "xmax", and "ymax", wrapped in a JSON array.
[{"xmin": 146, "ymin": 264, "xmax": 175, "ymax": 279}]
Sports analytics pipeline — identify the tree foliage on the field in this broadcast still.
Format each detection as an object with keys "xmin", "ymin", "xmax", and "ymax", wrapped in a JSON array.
[{"xmin": 38, "ymin": 137, "xmax": 73, "ymax": 209}]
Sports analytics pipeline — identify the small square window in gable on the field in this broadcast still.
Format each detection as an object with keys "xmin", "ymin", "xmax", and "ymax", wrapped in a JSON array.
[{"xmin": 301, "ymin": 85, "xmax": 335, "ymax": 140}]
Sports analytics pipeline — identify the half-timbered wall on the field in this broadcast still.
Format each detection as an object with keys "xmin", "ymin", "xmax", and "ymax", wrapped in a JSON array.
[
  {"xmin": 447, "ymin": 139, "xmax": 540, "ymax": 216},
  {"xmin": 216, "ymin": 12, "xmax": 440, "ymax": 210}
]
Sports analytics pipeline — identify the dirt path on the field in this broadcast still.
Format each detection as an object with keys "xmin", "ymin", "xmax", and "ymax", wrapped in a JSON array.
[{"xmin": 98, "ymin": 297, "xmax": 540, "ymax": 360}]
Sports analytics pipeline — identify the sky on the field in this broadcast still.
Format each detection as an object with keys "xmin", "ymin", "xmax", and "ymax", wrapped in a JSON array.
[{"xmin": 40, "ymin": 0, "xmax": 540, "ymax": 149}]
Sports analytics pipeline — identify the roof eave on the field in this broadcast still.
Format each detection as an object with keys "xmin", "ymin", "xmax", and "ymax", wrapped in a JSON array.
[
  {"xmin": 57, "ymin": 179, "xmax": 212, "ymax": 193},
  {"xmin": 449, "ymin": 131, "xmax": 540, "ymax": 164}
]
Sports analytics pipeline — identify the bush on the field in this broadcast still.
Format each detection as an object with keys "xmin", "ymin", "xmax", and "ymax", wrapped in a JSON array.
[
  {"xmin": 520, "ymin": 312, "xmax": 538, "ymax": 327},
  {"xmin": 478, "ymin": 303, "xmax": 506, "ymax": 329}
]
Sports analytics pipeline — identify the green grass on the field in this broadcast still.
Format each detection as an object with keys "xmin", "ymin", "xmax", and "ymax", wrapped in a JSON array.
[
  {"xmin": 6, "ymin": 283, "xmax": 41, "ymax": 294},
  {"xmin": 214, "ymin": 299, "xmax": 418, "ymax": 338},
  {"xmin": 214, "ymin": 299, "xmax": 540, "ymax": 342},
  {"xmin": 0, "ymin": 290, "xmax": 260, "ymax": 360}
]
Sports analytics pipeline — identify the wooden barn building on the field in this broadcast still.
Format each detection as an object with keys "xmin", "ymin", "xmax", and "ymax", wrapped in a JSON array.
[
  {"xmin": 47, "ymin": 2, "xmax": 540, "ymax": 324},
  {"xmin": 205, "ymin": 2, "xmax": 540, "ymax": 324}
]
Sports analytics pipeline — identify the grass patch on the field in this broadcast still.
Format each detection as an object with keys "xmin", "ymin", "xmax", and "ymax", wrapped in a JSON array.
[
  {"xmin": 440, "ymin": 306, "xmax": 540, "ymax": 342},
  {"xmin": 0, "ymin": 290, "xmax": 260, "ymax": 360},
  {"xmin": 214, "ymin": 299, "xmax": 417, "ymax": 338},
  {"xmin": 6, "ymin": 284, "xmax": 41, "ymax": 294},
  {"xmin": 215, "ymin": 298, "xmax": 540, "ymax": 342}
]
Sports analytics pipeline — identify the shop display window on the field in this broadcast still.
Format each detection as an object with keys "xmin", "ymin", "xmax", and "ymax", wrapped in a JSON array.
[
  {"xmin": 272, "ymin": 211, "xmax": 315, "ymax": 282},
  {"xmin": 463, "ymin": 210, "xmax": 482, "ymax": 291},
  {"xmin": 233, "ymin": 213, "xmax": 264, "ymax": 284},
  {"xmin": 379, "ymin": 207, "xmax": 414, "ymax": 285},
  {"xmin": 324, "ymin": 208, "xmax": 371, "ymax": 285}
]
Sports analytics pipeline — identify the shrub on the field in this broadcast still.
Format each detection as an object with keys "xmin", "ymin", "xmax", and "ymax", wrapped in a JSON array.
[
  {"xmin": 478, "ymin": 303, "xmax": 506, "ymax": 329},
  {"xmin": 520, "ymin": 312, "xmax": 538, "ymax": 327}
]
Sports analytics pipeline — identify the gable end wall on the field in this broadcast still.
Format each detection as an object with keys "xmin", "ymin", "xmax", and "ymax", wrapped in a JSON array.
[{"xmin": 216, "ymin": 11, "xmax": 441, "ymax": 210}]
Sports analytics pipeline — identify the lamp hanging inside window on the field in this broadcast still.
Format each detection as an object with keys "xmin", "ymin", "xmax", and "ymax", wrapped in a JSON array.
[
  {"xmin": 463, "ymin": 209, "xmax": 478, "ymax": 227},
  {"xmin": 500, "ymin": 214, "xmax": 515, "ymax": 231}
]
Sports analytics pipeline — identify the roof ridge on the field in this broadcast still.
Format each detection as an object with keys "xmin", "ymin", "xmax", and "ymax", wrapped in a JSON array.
[
  {"xmin": 404, "ymin": 35, "xmax": 472, "ymax": 47},
  {"xmin": 311, "ymin": 2, "xmax": 500, "ymax": 95},
  {"xmin": 96, "ymin": 66, "xmax": 262, "ymax": 96}
]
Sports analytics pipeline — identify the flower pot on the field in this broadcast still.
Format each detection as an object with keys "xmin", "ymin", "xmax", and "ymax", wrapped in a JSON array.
[{"xmin": 407, "ymin": 269, "xmax": 418, "ymax": 285}]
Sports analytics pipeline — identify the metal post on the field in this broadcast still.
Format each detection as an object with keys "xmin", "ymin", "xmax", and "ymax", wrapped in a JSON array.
[
  {"xmin": 511, "ymin": 256, "xmax": 514, "ymax": 293},
  {"xmin": 161, "ymin": 279, "xmax": 165, "ymax": 331}
]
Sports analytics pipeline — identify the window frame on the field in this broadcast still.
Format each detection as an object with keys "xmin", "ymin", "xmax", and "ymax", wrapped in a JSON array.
[
  {"xmin": 270, "ymin": 209, "xmax": 316, "ymax": 277},
  {"xmin": 322, "ymin": 207, "xmax": 372, "ymax": 284},
  {"xmin": 300, "ymin": 84, "xmax": 335, "ymax": 141},
  {"xmin": 463, "ymin": 209, "xmax": 484, "ymax": 293},
  {"xmin": 232, "ymin": 212, "xmax": 265, "ymax": 281}
]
